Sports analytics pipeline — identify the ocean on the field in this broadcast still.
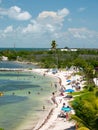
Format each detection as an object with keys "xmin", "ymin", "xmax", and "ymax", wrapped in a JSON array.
[
  {"xmin": 0, "ymin": 48, "xmax": 49, "ymax": 51},
  {"xmin": 0, "ymin": 61, "xmax": 57, "ymax": 130}
]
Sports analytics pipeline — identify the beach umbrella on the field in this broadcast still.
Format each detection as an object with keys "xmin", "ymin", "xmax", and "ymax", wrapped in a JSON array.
[
  {"xmin": 65, "ymin": 89, "xmax": 74, "ymax": 93},
  {"xmin": 61, "ymin": 107, "xmax": 71, "ymax": 112},
  {"xmin": 66, "ymin": 80, "xmax": 71, "ymax": 82}
]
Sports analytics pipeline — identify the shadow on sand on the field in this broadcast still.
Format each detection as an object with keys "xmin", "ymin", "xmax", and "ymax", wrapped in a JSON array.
[{"xmin": 64, "ymin": 126, "xmax": 76, "ymax": 130}]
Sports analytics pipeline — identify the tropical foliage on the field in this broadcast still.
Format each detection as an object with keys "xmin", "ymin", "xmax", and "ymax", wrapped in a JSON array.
[{"xmin": 71, "ymin": 89, "xmax": 98, "ymax": 130}]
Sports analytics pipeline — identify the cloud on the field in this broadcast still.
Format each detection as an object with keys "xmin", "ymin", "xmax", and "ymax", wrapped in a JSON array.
[
  {"xmin": 0, "ymin": 6, "xmax": 32, "ymax": 20},
  {"xmin": 68, "ymin": 28, "xmax": 87, "ymax": 39},
  {"xmin": 38, "ymin": 8, "xmax": 69, "ymax": 19},
  {"xmin": 22, "ymin": 8, "xmax": 70, "ymax": 34},
  {"xmin": 0, "ymin": 8, "xmax": 70, "ymax": 47},
  {"xmin": 67, "ymin": 28, "xmax": 98, "ymax": 39},
  {"xmin": 0, "ymin": 25, "xmax": 13, "ymax": 38},
  {"xmin": 0, "ymin": 7, "xmax": 98, "ymax": 48},
  {"xmin": 37, "ymin": 8, "xmax": 69, "ymax": 24},
  {"xmin": 1, "ymin": 25, "xmax": 98, "ymax": 48},
  {"xmin": 78, "ymin": 7, "xmax": 86, "ymax": 12},
  {"xmin": 22, "ymin": 22, "xmax": 41, "ymax": 33},
  {"xmin": 59, "ymin": 27, "xmax": 98, "ymax": 48},
  {"xmin": 4, "ymin": 26, "xmax": 13, "ymax": 33},
  {"xmin": 58, "ymin": 8, "xmax": 69, "ymax": 17}
]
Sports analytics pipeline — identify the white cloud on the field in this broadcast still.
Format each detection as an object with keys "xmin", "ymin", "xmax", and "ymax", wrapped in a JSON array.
[
  {"xmin": 1, "ymin": 6, "xmax": 98, "ymax": 48},
  {"xmin": 37, "ymin": 8, "xmax": 69, "ymax": 25},
  {"xmin": 1, "ymin": 25, "xmax": 98, "ymax": 48},
  {"xmin": 22, "ymin": 23, "xmax": 41, "ymax": 33},
  {"xmin": 0, "ymin": 25, "xmax": 14, "ymax": 38},
  {"xmin": 0, "ymin": 8, "xmax": 70, "ymax": 47},
  {"xmin": 68, "ymin": 28, "xmax": 87, "ymax": 39},
  {"xmin": 65, "ymin": 27, "xmax": 98, "ymax": 44},
  {"xmin": 38, "ymin": 11, "xmax": 57, "ymax": 18},
  {"xmin": 46, "ymin": 24, "xmax": 55, "ymax": 32},
  {"xmin": 57, "ymin": 8, "xmax": 69, "ymax": 17},
  {"xmin": 4, "ymin": 26, "xmax": 13, "ymax": 33},
  {"xmin": 0, "ymin": 6, "xmax": 32, "ymax": 20},
  {"xmin": 22, "ymin": 8, "xmax": 70, "ymax": 34},
  {"xmin": 78, "ymin": 7, "xmax": 86, "ymax": 12},
  {"xmin": 38, "ymin": 8, "xmax": 69, "ymax": 19},
  {"xmin": 1, "ymin": 8, "xmax": 70, "ymax": 39}
]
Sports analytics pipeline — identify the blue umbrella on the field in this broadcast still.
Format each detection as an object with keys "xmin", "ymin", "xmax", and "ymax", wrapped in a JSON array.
[
  {"xmin": 65, "ymin": 89, "xmax": 74, "ymax": 93},
  {"xmin": 66, "ymin": 80, "xmax": 71, "ymax": 82},
  {"xmin": 61, "ymin": 107, "xmax": 71, "ymax": 112}
]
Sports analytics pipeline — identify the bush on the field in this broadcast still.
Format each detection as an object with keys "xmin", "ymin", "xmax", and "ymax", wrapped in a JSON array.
[
  {"xmin": 95, "ymin": 90, "xmax": 98, "ymax": 97},
  {"xmin": 88, "ymin": 86, "xmax": 94, "ymax": 91},
  {"xmin": 77, "ymin": 127, "xmax": 90, "ymax": 130}
]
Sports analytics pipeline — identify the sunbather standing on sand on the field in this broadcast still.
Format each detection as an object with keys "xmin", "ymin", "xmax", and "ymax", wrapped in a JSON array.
[{"xmin": 51, "ymin": 92, "xmax": 58, "ymax": 107}]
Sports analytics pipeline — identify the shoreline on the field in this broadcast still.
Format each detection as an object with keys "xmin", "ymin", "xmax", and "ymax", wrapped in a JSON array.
[
  {"xmin": 31, "ymin": 68, "xmax": 85, "ymax": 130},
  {"xmin": 0, "ymin": 67, "xmax": 83, "ymax": 130},
  {"xmin": 31, "ymin": 68, "xmax": 62, "ymax": 130},
  {"xmin": 33, "ymin": 107, "xmax": 54, "ymax": 130},
  {"xmin": 0, "ymin": 68, "xmax": 57, "ymax": 130},
  {"xmin": 14, "ymin": 68, "xmax": 60, "ymax": 130},
  {"xmin": 32, "ymin": 69, "xmax": 76, "ymax": 130}
]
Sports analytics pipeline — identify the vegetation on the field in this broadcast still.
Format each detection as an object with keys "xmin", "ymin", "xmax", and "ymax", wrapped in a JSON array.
[
  {"xmin": 71, "ymin": 89, "xmax": 98, "ymax": 130},
  {"xmin": 1, "ymin": 47, "xmax": 98, "ymax": 69},
  {"xmin": 0, "ymin": 41, "xmax": 98, "ymax": 129}
]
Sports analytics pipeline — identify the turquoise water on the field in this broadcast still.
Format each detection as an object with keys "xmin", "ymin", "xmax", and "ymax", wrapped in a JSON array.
[
  {"xmin": 0, "ymin": 71, "xmax": 57, "ymax": 130},
  {"xmin": 0, "ymin": 61, "xmax": 38, "ymax": 68}
]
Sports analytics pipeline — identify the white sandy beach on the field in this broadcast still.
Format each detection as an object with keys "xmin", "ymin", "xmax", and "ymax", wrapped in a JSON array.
[{"xmin": 32, "ymin": 68, "xmax": 84, "ymax": 130}]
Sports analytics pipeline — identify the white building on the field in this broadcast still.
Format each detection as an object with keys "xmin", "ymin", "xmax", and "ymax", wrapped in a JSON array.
[
  {"xmin": 1, "ymin": 56, "xmax": 8, "ymax": 61},
  {"xmin": 61, "ymin": 48, "xmax": 77, "ymax": 52}
]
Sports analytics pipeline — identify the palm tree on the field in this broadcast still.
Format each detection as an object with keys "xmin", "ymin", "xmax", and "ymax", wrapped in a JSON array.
[
  {"xmin": 51, "ymin": 40, "xmax": 57, "ymax": 50},
  {"xmin": 51, "ymin": 40, "xmax": 58, "ymax": 68}
]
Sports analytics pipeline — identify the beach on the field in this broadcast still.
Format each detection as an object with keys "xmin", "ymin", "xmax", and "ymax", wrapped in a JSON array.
[
  {"xmin": 32, "ymin": 68, "xmax": 84, "ymax": 130},
  {"xmin": 0, "ymin": 67, "xmax": 84, "ymax": 130}
]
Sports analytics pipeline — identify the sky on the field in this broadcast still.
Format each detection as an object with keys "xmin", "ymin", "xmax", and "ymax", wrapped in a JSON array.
[{"xmin": 0, "ymin": 0, "xmax": 98, "ymax": 48}]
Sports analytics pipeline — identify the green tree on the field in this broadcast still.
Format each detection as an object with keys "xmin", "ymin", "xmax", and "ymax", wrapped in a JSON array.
[
  {"xmin": 50, "ymin": 40, "xmax": 59, "ymax": 68},
  {"xmin": 71, "ymin": 92, "xmax": 98, "ymax": 130},
  {"xmin": 51, "ymin": 40, "xmax": 57, "ymax": 50}
]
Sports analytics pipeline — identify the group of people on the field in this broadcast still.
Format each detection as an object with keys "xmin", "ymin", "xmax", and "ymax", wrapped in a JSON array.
[
  {"xmin": 51, "ymin": 91, "xmax": 72, "ymax": 121},
  {"xmin": 59, "ymin": 102, "xmax": 71, "ymax": 120}
]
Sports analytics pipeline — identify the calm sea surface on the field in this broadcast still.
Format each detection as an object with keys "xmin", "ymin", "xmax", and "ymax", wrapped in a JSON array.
[{"xmin": 0, "ymin": 61, "xmax": 57, "ymax": 130}]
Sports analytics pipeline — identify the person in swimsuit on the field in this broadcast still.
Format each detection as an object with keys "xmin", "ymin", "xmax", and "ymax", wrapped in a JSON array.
[{"xmin": 51, "ymin": 92, "xmax": 58, "ymax": 107}]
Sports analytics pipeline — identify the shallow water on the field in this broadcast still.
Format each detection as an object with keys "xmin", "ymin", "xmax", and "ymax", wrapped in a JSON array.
[{"xmin": 0, "ymin": 64, "xmax": 57, "ymax": 130}]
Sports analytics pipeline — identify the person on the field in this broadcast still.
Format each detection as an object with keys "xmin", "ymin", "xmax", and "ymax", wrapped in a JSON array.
[
  {"xmin": 54, "ymin": 83, "xmax": 57, "ymax": 89},
  {"xmin": 58, "ymin": 103, "xmax": 66, "ymax": 118},
  {"xmin": 59, "ymin": 103, "xmax": 71, "ymax": 119},
  {"xmin": 60, "ymin": 92, "xmax": 64, "ymax": 96},
  {"xmin": 61, "ymin": 103, "xmax": 66, "ymax": 112},
  {"xmin": 28, "ymin": 91, "xmax": 31, "ymax": 94},
  {"xmin": 65, "ymin": 112, "xmax": 69, "ymax": 120},
  {"xmin": 75, "ymin": 122, "xmax": 78, "ymax": 129},
  {"xmin": 43, "ymin": 105, "xmax": 45, "ymax": 111},
  {"xmin": 51, "ymin": 92, "xmax": 58, "ymax": 107}
]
